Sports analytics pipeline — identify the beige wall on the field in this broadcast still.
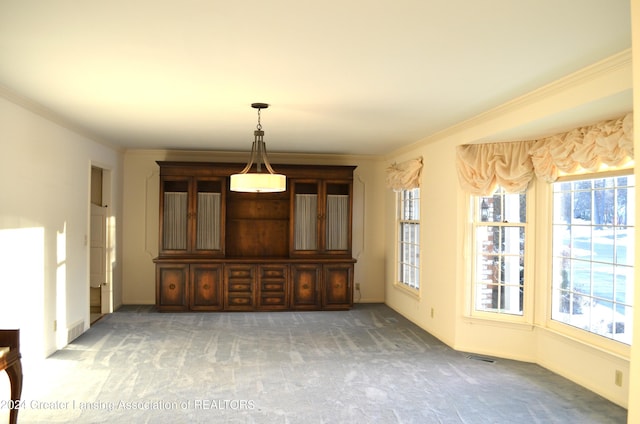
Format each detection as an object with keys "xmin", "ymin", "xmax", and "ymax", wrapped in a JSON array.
[
  {"xmin": 0, "ymin": 93, "xmax": 123, "ymax": 360},
  {"xmin": 383, "ymin": 51, "xmax": 634, "ymax": 408},
  {"xmin": 121, "ymin": 149, "xmax": 387, "ymax": 305}
]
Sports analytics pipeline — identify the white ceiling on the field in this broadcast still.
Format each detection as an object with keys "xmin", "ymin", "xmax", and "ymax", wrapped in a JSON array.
[{"xmin": 0, "ymin": 1, "xmax": 632, "ymax": 156}]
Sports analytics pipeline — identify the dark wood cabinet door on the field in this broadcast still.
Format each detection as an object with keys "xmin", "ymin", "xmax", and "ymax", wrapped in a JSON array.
[
  {"xmin": 192, "ymin": 178, "xmax": 225, "ymax": 256},
  {"xmin": 257, "ymin": 265, "xmax": 289, "ymax": 310},
  {"xmin": 323, "ymin": 263, "xmax": 353, "ymax": 309},
  {"xmin": 159, "ymin": 175, "xmax": 225, "ymax": 257},
  {"xmin": 323, "ymin": 181, "xmax": 353, "ymax": 256},
  {"xmin": 224, "ymin": 265, "xmax": 255, "ymax": 310},
  {"xmin": 190, "ymin": 264, "xmax": 223, "ymax": 311},
  {"xmin": 290, "ymin": 179, "xmax": 353, "ymax": 257},
  {"xmin": 290, "ymin": 180, "xmax": 321, "ymax": 255},
  {"xmin": 156, "ymin": 264, "xmax": 189, "ymax": 311},
  {"xmin": 290, "ymin": 264, "xmax": 321, "ymax": 309},
  {"xmin": 159, "ymin": 177, "xmax": 190, "ymax": 255}
]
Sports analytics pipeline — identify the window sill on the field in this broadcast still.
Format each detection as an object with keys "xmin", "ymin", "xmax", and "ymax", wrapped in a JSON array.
[
  {"xmin": 393, "ymin": 282, "xmax": 420, "ymax": 299},
  {"xmin": 462, "ymin": 317, "xmax": 630, "ymax": 359},
  {"xmin": 462, "ymin": 315, "xmax": 534, "ymax": 332},
  {"xmin": 544, "ymin": 321, "xmax": 630, "ymax": 360}
]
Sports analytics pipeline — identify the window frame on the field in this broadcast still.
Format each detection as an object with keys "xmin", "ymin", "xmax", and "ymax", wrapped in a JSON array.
[
  {"xmin": 547, "ymin": 170, "xmax": 635, "ymax": 349},
  {"xmin": 396, "ymin": 188, "xmax": 421, "ymax": 292},
  {"xmin": 467, "ymin": 186, "xmax": 534, "ymax": 324}
]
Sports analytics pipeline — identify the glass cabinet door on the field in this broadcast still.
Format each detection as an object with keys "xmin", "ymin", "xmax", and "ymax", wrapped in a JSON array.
[
  {"xmin": 195, "ymin": 178, "xmax": 223, "ymax": 253},
  {"xmin": 293, "ymin": 182, "xmax": 319, "ymax": 252},
  {"xmin": 160, "ymin": 177, "xmax": 224, "ymax": 255},
  {"xmin": 291, "ymin": 180, "xmax": 352, "ymax": 255},
  {"xmin": 162, "ymin": 179, "xmax": 189, "ymax": 252},
  {"xmin": 325, "ymin": 183, "xmax": 350, "ymax": 252}
]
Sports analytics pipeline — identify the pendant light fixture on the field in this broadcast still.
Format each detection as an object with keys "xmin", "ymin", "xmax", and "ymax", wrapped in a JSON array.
[{"xmin": 230, "ymin": 103, "xmax": 286, "ymax": 193}]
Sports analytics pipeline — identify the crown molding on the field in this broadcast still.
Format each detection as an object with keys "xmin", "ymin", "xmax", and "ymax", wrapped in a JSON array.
[
  {"xmin": 123, "ymin": 148, "xmax": 384, "ymax": 163},
  {"xmin": 387, "ymin": 49, "xmax": 632, "ymax": 159},
  {"xmin": 0, "ymin": 83, "xmax": 124, "ymax": 153}
]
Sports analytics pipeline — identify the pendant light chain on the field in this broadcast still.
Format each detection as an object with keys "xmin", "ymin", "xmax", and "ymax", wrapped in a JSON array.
[{"xmin": 256, "ymin": 107, "xmax": 263, "ymax": 131}]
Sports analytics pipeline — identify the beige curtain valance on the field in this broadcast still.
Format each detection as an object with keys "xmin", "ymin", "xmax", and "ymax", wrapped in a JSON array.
[
  {"xmin": 456, "ymin": 112, "xmax": 633, "ymax": 195},
  {"xmin": 456, "ymin": 140, "xmax": 536, "ymax": 195},
  {"xmin": 386, "ymin": 157, "xmax": 423, "ymax": 191},
  {"xmin": 529, "ymin": 113, "xmax": 633, "ymax": 182}
]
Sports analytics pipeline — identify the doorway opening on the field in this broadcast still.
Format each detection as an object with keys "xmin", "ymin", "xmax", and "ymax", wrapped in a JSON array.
[{"xmin": 89, "ymin": 165, "xmax": 113, "ymax": 325}]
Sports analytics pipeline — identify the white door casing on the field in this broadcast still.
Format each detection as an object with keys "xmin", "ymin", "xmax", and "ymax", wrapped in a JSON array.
[{"xmin": 90, "ymin": 203, "xmax": 112, "ymax": 313}]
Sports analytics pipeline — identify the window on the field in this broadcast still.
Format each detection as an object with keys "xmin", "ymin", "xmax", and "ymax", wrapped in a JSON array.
[
  {"xmin": 398, "ymin": 188, "xmax": 420, "ymax": 290},
  {"xmin": 472, "ymin": 188, "xmax": 527, "ymax": 316},
  {"xmin": 551, "ymin": 173, "xmax": 635, "ymax": 344}
]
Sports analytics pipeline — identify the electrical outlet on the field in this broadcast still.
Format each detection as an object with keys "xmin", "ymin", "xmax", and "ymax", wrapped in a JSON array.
[
  {"xmin": 615, "ymin": 370, "xmax": 623, "ymax": 387},
  {"xmin": 355, "ymin": 283, "xmax": 361, "ymax": 291}
]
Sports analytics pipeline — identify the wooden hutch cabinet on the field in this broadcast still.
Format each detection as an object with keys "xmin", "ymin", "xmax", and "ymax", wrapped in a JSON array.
[{"xmin": 154, "ymin": 162, "xmax": 356, "ymax": 312}]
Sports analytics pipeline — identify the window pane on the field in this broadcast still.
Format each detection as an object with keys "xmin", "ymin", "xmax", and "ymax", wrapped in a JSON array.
[
  {"xmin": 571, "ymin": 260, "xmax": 591, "ymax": 294},
  {"xmin": 574, "ymin": 187, "xmax": 592, "ymax": 223},
  {"xmin": 501, "ymin": 227, "xmax": 523, "ymax": 255},
  {"xmin": 503, "ymin": 255, "xmax": 521, "ymax": 285},
  {"xmin": 553, "ymin": 191, "xmax": 572, "ymax": 224},
  {"xmin": 503, "ymin": 284, "xmax": 523, "ymax": 314},
  {"xmin": 592, "ymin": 300, "xmax": 614, "ymax": 335},
  {"xmin": 571, "ymin": 225, "xmax": 592, "ymax": 261},
  {"xmin": 612, "ymin": 304, "xmax": 632, "ymax": 344},
  {"xmin": 593, "ymin": 263, "xmax": 614, "ymax": 301},
  {"xmin": 478, "ymin": 189, "xmax": 526, "ymax": 223},
  {"xmin": 552, "ymin": 225, "xmax": 570, "ymax": 258},
  {"xmin": 615, "ymin": 266, "xmax": 632, "ymax": 304},
  {"xmin": 615, "ymin": 228, "xmax": 633, "ymax": 266},
  {"xmin": 476, "ymin": 226, "xmax": 498, "ymax": 254},
  {"xmin": 475, "ymin": 282, "xmax": 496, "ymax": 310},
  {"xmin": 593, "ymin": 226, "xmax": 614, "ymax": 263}
]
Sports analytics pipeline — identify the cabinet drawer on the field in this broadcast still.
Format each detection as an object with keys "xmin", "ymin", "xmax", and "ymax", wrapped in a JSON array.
[
  {"xmin": 257, "ymin": 265, "xmax": 288, "ymax": 310},
  {"xmin": 224, "ymin": 265, "xmax": 256, "ymax": 309},
  {"xmin": 261, "ymin": 280, "xmax": 286, "ymax": 292},
  {"xmin": 260, "ymin": 294, "xmax": 286, "ymax": 306},
  {"xmin": 227, "ymin": 294, "xmax": 253, "ymax": 306},
  {"xmin": 260, "ymin": 266, "xmax": 287, "ymax": 279},
  {"xmin": 227, "ymin": 268, "xmax": 253, "ymax": 278},
  {"xmin": 228, "ymin": 281, "xmax": 252, "ymax": 292}
]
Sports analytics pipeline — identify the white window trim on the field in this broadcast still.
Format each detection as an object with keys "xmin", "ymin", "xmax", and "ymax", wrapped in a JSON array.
[
  {"xmin": 395, "ymin": 188, "xmax": 421, "ymax": 295},
  {"xmin": 543, "ymin": 169, "xmax": 634, "ymax": 357},
  {"xmin": 393, "ymin": 279, "xmax": 421, "ymax": 298},
  {"xmin": 465, "ymin": 186, "xmax": 535, "ymax": 325}
]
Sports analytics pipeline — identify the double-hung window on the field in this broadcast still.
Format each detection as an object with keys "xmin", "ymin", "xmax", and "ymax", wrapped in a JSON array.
[
  {"xmin": 471, "ymin": 187, "xmax": 527, "ymax": 317},
  {"xmin": 398, "ymin": 188, "xmax": 420, "ymax": 290},
  {"xmin": 550, "ymin": 173, "xmax": 635, "ymax": 344}
]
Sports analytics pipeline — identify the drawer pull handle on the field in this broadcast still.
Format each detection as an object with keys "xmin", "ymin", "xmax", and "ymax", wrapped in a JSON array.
[{"xmin": 169, "ymin": 283, "xmax": 176, "ymax": 290}]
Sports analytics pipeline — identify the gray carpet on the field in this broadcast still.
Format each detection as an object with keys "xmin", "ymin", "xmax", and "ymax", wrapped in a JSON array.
[{"xmin": 11, "ymin": 304, "xmax": 627, "ymax": 423}]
